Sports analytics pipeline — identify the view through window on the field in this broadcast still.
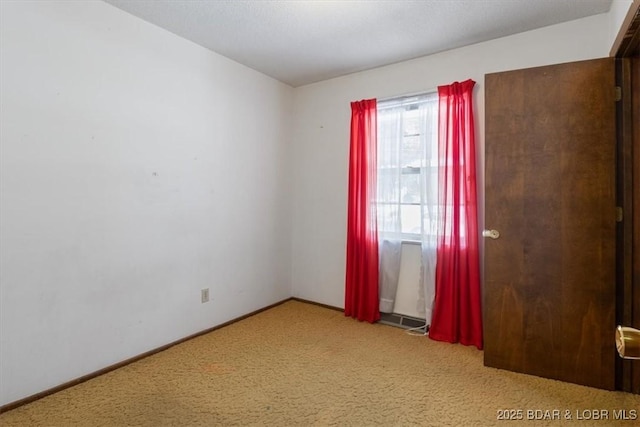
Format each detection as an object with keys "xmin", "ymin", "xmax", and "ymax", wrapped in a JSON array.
[{"xmin": 376, "ymin": 92, "xmax": 438, "ymax": 241}]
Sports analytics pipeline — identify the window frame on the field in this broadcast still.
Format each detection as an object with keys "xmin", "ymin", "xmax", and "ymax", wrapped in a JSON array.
[{"xmin": 375, "ymin": 92, "xmax": 438, "ymax": 242}]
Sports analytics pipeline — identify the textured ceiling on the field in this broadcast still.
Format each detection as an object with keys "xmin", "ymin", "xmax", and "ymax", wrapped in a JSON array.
[{"xmin": 103, "ymin": 0, "xmax": 613, "ymax": 87}]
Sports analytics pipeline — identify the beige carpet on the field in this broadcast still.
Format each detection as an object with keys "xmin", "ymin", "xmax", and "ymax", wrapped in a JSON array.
[{"xmin": 1, "ymin": 300, "xmax": 638, "ymax": 426}]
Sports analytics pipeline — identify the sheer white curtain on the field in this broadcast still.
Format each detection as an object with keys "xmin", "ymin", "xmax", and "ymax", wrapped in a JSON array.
[
  {"xmin": 376, "ymin": 93, "xmax": 438, "ymax": 323},
  {"xmin": 417, "ymin": 94, "xmax": 438, "ymax": 324},
  {"xmin": 377, "ymin": 105, "xmax": 403, "ymax": 313}
]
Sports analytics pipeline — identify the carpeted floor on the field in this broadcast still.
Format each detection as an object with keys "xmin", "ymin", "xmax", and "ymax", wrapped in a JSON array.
[{"xmin": 1, "ymin": 300, "xmax": 638, "ymax": 426}]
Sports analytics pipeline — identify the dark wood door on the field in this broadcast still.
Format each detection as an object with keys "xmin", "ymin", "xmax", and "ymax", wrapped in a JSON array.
[{"xmin": 484, "ymin": 58, "xmax": 617, "ymax": 390}]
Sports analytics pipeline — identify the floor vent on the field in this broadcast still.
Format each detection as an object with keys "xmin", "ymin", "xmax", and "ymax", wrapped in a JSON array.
[{"xmin": 379, "ymin": 312, "xmax": 428, "ymax": 331}]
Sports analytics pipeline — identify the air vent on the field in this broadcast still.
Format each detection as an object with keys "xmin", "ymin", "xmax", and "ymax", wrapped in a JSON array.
[{"xmin": 379, "ymin": 312, "xmax": 428, "ymax": 331}]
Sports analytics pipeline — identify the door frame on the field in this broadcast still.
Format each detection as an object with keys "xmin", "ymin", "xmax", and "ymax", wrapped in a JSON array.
[{"xmin": 612, "ymin": 0, "xmax": 640, "ymax": 393}]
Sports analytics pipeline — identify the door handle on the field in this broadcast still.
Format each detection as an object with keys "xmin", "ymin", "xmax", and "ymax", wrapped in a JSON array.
[
  {"xmin": 482, "ymin": 229, "xmax": 500, "ymax": 239},
  {"xmin": 616, "ymin": 326, "xmax": 640, "ymax": 359}
]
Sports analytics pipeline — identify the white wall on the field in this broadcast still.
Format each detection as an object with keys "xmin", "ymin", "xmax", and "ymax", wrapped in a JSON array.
[
  {"xmin": 609, "ymin": 0, "xmax": 636, "ymax": 51},
  {"xmin": 290, "ymin": 11, "xmax": 621, "ymax": 309},
  {"xmin": 0, "ymin": 1, "xmax": 293, "ymax": 406}
]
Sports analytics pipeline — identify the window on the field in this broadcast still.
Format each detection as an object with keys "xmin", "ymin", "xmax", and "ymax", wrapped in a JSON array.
[{"xmin": 376, "ymin": 92, "xmax": 438, "ymax": 242}]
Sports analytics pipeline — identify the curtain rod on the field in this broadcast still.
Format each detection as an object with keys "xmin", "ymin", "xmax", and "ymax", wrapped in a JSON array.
[{"xmin": 378, "ymin": 87, "xmax": 437, "ymax": 103}]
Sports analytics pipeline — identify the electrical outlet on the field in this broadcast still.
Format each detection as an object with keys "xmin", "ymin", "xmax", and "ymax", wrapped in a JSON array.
[{"xmin": 201, "ymin": 288, "xmax": 209, "ymax": 303}]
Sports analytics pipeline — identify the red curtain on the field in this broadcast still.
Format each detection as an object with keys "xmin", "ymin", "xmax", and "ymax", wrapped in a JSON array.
[
  {"xmin": 345, "ymin": 99, "xmax": 380, "ymax": 323},
  {"xmin": 429, "ymin": 80, "xmax": 483, "ymax": 349}
]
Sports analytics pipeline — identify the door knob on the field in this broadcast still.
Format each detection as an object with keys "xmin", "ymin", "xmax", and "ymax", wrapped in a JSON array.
[
  {"xmin": 482, "ymin": 229, "xmax": 500, "ymax": 239},
  {"xmin": 616, "ymin": 326, "xmax": 640, "ymax": 359}
]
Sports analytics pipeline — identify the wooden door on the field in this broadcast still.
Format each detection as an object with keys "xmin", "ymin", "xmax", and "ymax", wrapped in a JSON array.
[{"xmin": 483, "ymin": 58, "xmax": 617, "ymax": 390}]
